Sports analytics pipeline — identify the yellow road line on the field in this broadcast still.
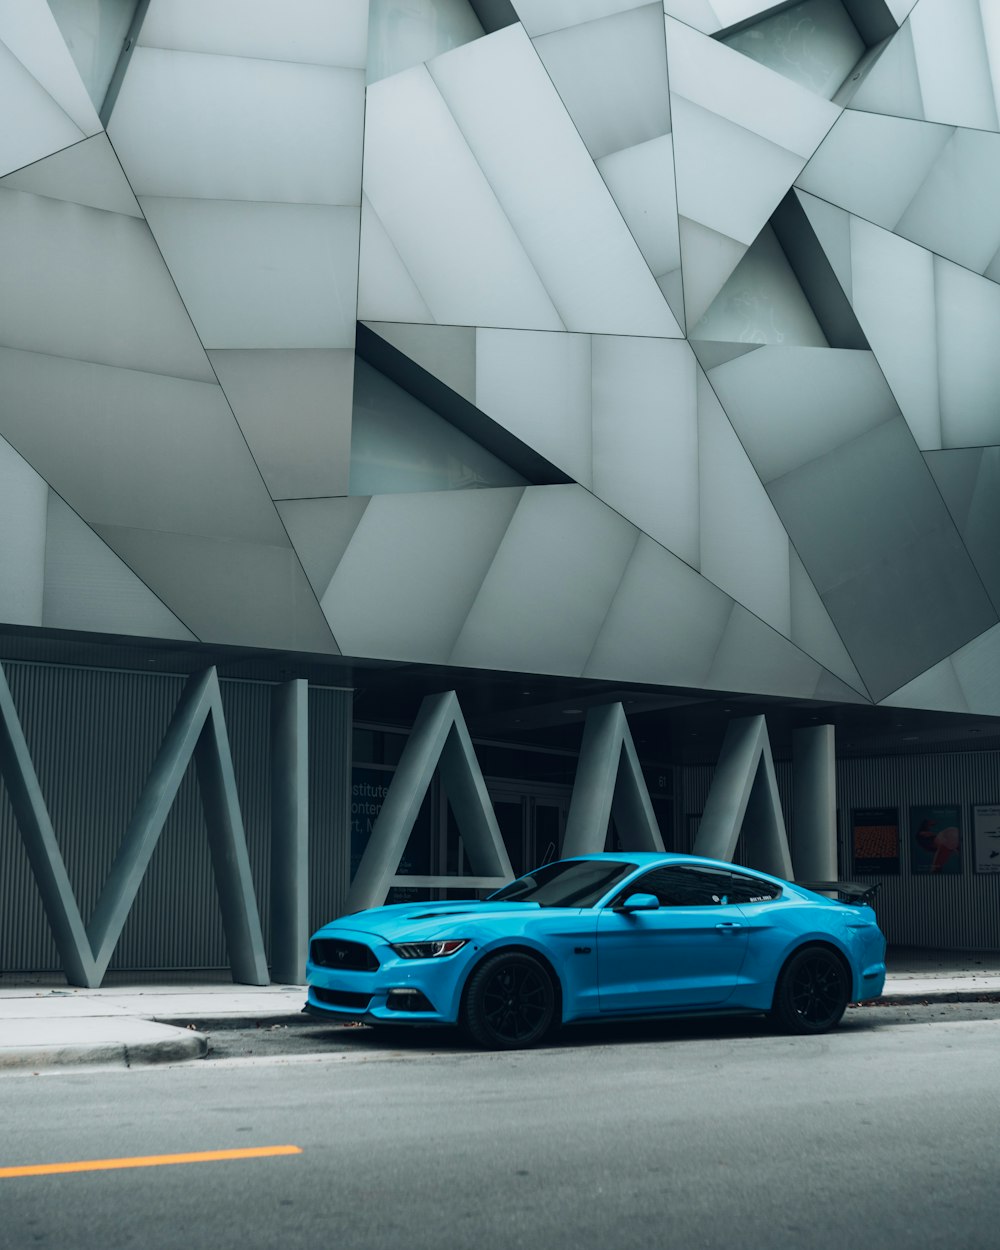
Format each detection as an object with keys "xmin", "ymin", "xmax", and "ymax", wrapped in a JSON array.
[{"xmin": 0, "ymin": 1145, "xmax": 302, "ymax": 1179}]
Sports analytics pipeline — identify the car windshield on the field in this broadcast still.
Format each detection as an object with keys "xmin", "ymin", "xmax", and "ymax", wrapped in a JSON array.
[{"xmin": 487, "ymin": 860, "xmax": 635, "ymax": 908}]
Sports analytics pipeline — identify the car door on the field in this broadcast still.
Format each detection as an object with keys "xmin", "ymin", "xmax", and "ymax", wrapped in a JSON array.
[{"xmin": 596, "ymin": 866, "xmax": 749, "ymax": 1012}]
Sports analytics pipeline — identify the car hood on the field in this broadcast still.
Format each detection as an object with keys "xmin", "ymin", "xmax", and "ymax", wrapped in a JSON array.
[{"xmin": 314, "ymin": 899, "xmax": 543, "ymax": 943}]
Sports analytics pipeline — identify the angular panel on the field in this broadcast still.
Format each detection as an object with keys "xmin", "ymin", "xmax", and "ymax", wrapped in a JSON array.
[
  {"xmin": 0, "ymin": 39, "xmax": 85, "ymax": 178},
  {"xmin": 677, "ymin": 216, "xmax": 748, "ymax": 327},
  {"xmin": 722, "ymin": 0, "xmax": 866, "ymax": 100},
  {"xmin": 591, "ymin": 336, "xmax": 699, "ymax": 567},
  {"xmin": 361, "ymin": 65, "xmax": 564, "ymax": 331},
  {"xmin": 671, "ymin": 96, "xmax": 804, "ymax": 248},
  {"xmin": 514, "ymin": 0, "xmax": 656, "ymax": 38},
  {"xmin": 894, "ymin": 127, "xmax": 1000, "ymax": 277},
  {"xmin": 94, "ymin": 525, "xmax": 339, "ymax": 653},
  {"xmin": 137, "ymin": 0, "xmax": 369, "ymax": 66},
  {"xmin": 596, "ymin": 134, "xmax": 683, "ymax": 328},
  {"xmin": 0, "ymin": 188, "xmax": 214, "ymax": 381},
  {"xmin": 138, "ymin": 198, "xmax": 360, "ymax": 349},
  {"xmin": 350, "ymin": 359, "xmax": 527, "ymax": 495},
  {"xmin": 275, "ymin": 497, "xmax": 371, "ymax": 600},
  {"xmin": 208, "ymin": 350, "xmax": 354, "ymax": 500},
  {"xmin": 698, "ymin": 372, "xmax": 792, "ymax": 637},
  {"xmin": 42, "ymin": 494, "xmax": 196, "ymax": 640},
  {"xmin": 666, "ymin": 16, "xmax": 841, "ymax": 158},
  {"xmin": 708, "ymin": 605, "xmax": 836, "ymax": 702},
  {"xmin": 768, "ymin": 417, "xmax": 998, "ymax": 700},
  {"xmin": 692, "ymin": 225, "xmax": 829, "ymax": 347},
  {"xmin": 793, "ymin": 188, "xmax": 853, "ymax": 297},
  {"xmin": 934, "ymin": 258, "xmax": 1000, "ymax": 450},
  {"xmin": 110, "ymin": 49, "xmax": 364, "ymax": 205},
  {"xmin": 475, "ymin": 330, "xmax": 593, "ymax": 486},
  {"xmin": 0, "ymin": 0, "xmax": 101, "ymax": 135},
  {"xmin": 661, "ymin": 1, "xmax": 720, "ymax": 34},
  {"xmin": 0, "ymin": 132, "xmax": 142, "ymax": 216},
  {"xmin": 927, "ymin": 448, "xmax": 1000, "ymax": 614},
  {"xmin": 428, "ymin": 25, "xmax": 682, "ymax": 337},
  {"xmin": 362, "ymin": 322, "xmax": 477, "ymax": 404},
  {"xmin": 368, "ymin": 0, "xmax": 484, "ymax": 83},
  {"xmin": 584, "ymin": 535, "xmax": 736, "ymax": 687},
  {"xmin": 854, "ymin": 0, "xmax": 1000, "ymax": 131},
  {"xmin": 450, "ymin": 486, "xmax": 639, "ymax": 675},
  {"xmin": 532, "ymin": 4, "xmax": 671, "ymax": 161},
  {"xmin": 795, "ymin": 110, "xmax": 954, "ymax": 231},
  {"xmin": 357, "ymin": 195, "xmax": 435, "ymax": 325},
  {"xmin": 804, "ymin": 200, "xmax": 1000, "ymax": 451},
  {"xmin": 833, "ymin": 211, "xmax": 941, "ymax": 450},
  {"xmin": 709, "ymin": 347, "xmax": 899, "ymax": 484},
  {"xmin": 0, "ymin": 347, "xmax": 285, "ymax": 544},
  {"xmin": 46, "ymin": 0, "xmax": 139, "ymax": 112},
  {"xmin": 0, "ymin": 435, "xmax": 47, "ymax": 627},
  {"xmin": 881, "ymin": 623, "xmax": 1000, "ymax": 715},
  {"xmin": 789, "ymin": 547, "xmax": 867, "ymax": 695},
  {"xmin": 321, "ymin": 488, "xmax": 524, "ymax": 663}
]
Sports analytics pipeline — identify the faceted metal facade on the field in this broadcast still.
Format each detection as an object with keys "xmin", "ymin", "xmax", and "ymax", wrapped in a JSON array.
[{"xmin": 3, "ymin": 0, "xmax": 1000, "ymax": 719}]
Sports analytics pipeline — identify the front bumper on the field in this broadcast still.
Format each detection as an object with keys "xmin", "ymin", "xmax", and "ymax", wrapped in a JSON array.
[{"xmin": 306, "ymin": 935, "xmax": 478, "ymax": 1024}]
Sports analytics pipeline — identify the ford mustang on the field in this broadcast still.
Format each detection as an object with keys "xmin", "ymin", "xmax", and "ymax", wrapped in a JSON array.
[{"xmin": 305, "ymin": 853, "xmax": 886, "ymax": 1048}]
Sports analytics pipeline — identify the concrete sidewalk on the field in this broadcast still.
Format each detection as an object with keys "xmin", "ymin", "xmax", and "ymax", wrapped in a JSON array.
[
  {"xmin": 1, "ymin": 953, "xmax": 999, "ymax": 1072},
  {"xmin": 0, "ymin": 984, "xmax": 307, "ymax": 1073}
]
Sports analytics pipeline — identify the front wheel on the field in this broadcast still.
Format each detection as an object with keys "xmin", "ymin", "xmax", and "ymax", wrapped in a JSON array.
[
  {"xmin": 770, "ymin": 946, "xmax": 849, "ymax": 1034},
  {"xmin": 462, "ymin": 952, "xmax": 556, "ymax": 1050}
]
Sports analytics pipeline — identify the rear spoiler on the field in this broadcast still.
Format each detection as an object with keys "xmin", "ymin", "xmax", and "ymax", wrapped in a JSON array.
[{"xmin": 798, "ymin": 881, "xmax": 881, "ymax": 907}]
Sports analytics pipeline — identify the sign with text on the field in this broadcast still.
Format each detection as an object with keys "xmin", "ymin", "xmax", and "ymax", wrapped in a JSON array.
[
  {"xmin": 350, "ymin": 766, "xmax": 431, "ymax": 887},
  {"xmin": 972, "ymin": 805, "xmax": 1000, "ymax": 874}
]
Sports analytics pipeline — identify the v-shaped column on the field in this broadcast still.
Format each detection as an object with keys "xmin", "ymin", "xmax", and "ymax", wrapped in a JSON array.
[
  {"xmin": 693, "ymin": 715, "xmax": 793, "ymax": 878},
  {"xmin": 562, "ymin": 703, "xmax": 665, "ymax": 857},
  {"xmin": 346, "ymin": 691, "xmax": 513, "ymax": 913},
  {"xmin": 0, "ymin": 665, "xmax": 268, "ymax": 987}
]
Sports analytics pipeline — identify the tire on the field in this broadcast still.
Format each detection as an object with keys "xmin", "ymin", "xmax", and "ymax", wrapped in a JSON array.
[
  {"xmin": 462, "ymin": 952, "xmax": 556, "ymax": 1050},
  {"xmin": 770, "ymin": 946, "xmax": 850, "ymax": 1035}
]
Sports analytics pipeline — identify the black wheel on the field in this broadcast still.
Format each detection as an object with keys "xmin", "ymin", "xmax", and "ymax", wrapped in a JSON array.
[
  {"xmin": 771, "ymin": 946, "xmax": 850, "ymax": 1034},
  {"xmin": 462, "ymin": 952, "xmax": 556, "ymax": 1050}
]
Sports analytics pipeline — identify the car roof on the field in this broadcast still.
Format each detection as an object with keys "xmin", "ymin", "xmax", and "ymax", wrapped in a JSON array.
[{"xmin": 564, "ymin": 852, "xmax": 791, "ymax": 884}]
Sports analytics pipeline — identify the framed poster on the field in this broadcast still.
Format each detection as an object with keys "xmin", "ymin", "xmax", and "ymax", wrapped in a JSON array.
[
  {"xmin": 972, "ymin": 805, "xmax": 1000, "ymax": 874},
  {"xmin": 851, "ymin": 806, "xmax": 900, "ymax": 875},
  {"xmin": 910, "ymin": 804, "xmax": 962, "ymax": 875}
]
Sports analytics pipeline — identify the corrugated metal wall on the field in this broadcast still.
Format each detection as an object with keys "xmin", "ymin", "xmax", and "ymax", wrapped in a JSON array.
[
  {"xmin": 0, "ymin": 664, "xmax": 351, "ymax": 973},
  {"xmin": 681, "ymin": 750, "xmax": 1000, "ymax": 950}
]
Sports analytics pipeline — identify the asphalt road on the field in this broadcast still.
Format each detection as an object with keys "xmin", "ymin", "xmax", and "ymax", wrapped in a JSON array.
[{"xmin": 2, "ymin": 1003, "xmax": 999, "ymax": 1250}]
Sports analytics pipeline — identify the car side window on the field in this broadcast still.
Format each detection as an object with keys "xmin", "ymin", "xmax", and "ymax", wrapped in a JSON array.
[
  {"xmin": 726, "ymin": 872, "xmax": 782, "ymax": 904},
  {"xmin": 619, "ymin": 866, "xmax": 734, "ymax": 907}
]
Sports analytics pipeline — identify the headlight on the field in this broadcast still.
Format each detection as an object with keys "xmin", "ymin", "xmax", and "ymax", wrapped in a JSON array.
[{"xmin": 390, "ymin": 939, "xmax": 468, "ymax": 959}]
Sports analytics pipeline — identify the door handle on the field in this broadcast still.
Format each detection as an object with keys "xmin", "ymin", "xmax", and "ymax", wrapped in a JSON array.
[{"xmin": 715, "ymin": 922, "xmax": 742, "ymax": 931}]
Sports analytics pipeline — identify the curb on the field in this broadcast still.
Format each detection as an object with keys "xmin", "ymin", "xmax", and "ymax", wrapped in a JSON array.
[
  {"xmin": 0, "ymin": 1031, "xmax": 208, "ymax": 1072},
  {"xmin": 869, "ymin": 990, "xmax": 1000, "ymax": 1006}
]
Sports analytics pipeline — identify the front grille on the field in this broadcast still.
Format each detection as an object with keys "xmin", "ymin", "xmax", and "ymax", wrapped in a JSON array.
[
  {"xmin": 313, "ymin": 986, "xmax": 372, "ymax": 1010},
  {"xmin": 311, "ymin": 938, "xmax": 379, "ymax": 971}
]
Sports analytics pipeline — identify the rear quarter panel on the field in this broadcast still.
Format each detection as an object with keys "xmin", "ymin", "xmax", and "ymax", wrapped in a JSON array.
[{"xmin": 731, "ymin": 896, "xmax": 869, "ymax": 1010}]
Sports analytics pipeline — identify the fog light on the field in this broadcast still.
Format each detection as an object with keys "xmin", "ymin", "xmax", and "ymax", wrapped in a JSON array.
[{"xmin": 386, "ymin": 988, "xmax": 435, "ymax": 1012}]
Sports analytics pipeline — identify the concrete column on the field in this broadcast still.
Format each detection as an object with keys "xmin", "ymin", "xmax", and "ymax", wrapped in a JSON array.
[
  {"xmin": 792, "ymin": 724, "xmax": 837, "ymax": 882},
  {"xmin": 271, "ymin": 679, "xmax": 309, "ymax": 985}
]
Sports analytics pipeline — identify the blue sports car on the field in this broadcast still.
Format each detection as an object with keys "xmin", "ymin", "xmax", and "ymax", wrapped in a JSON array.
[{"xmin": 305, "ymin": 853, "xmax": 886, "ymax": 1049}]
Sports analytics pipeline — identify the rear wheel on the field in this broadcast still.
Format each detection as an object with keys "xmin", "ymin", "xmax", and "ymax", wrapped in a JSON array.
[
  {"xmin": 771, "ymin": 946, "xmax": 849, "ymax": 1034},
  {"xmin": 463, "ymin": 952, "xmax": 556, "ymax": 1050}
]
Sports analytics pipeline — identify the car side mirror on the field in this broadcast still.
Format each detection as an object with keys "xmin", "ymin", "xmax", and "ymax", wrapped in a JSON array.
[{"xmin": 618, "ymin": 892, "xmax": 660, "ymax": 912}]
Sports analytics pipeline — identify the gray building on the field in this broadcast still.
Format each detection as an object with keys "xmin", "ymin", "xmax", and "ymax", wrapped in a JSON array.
[{"xmin": 2, "ymin": 0, "xmax": 1000, "ymax": 984}]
